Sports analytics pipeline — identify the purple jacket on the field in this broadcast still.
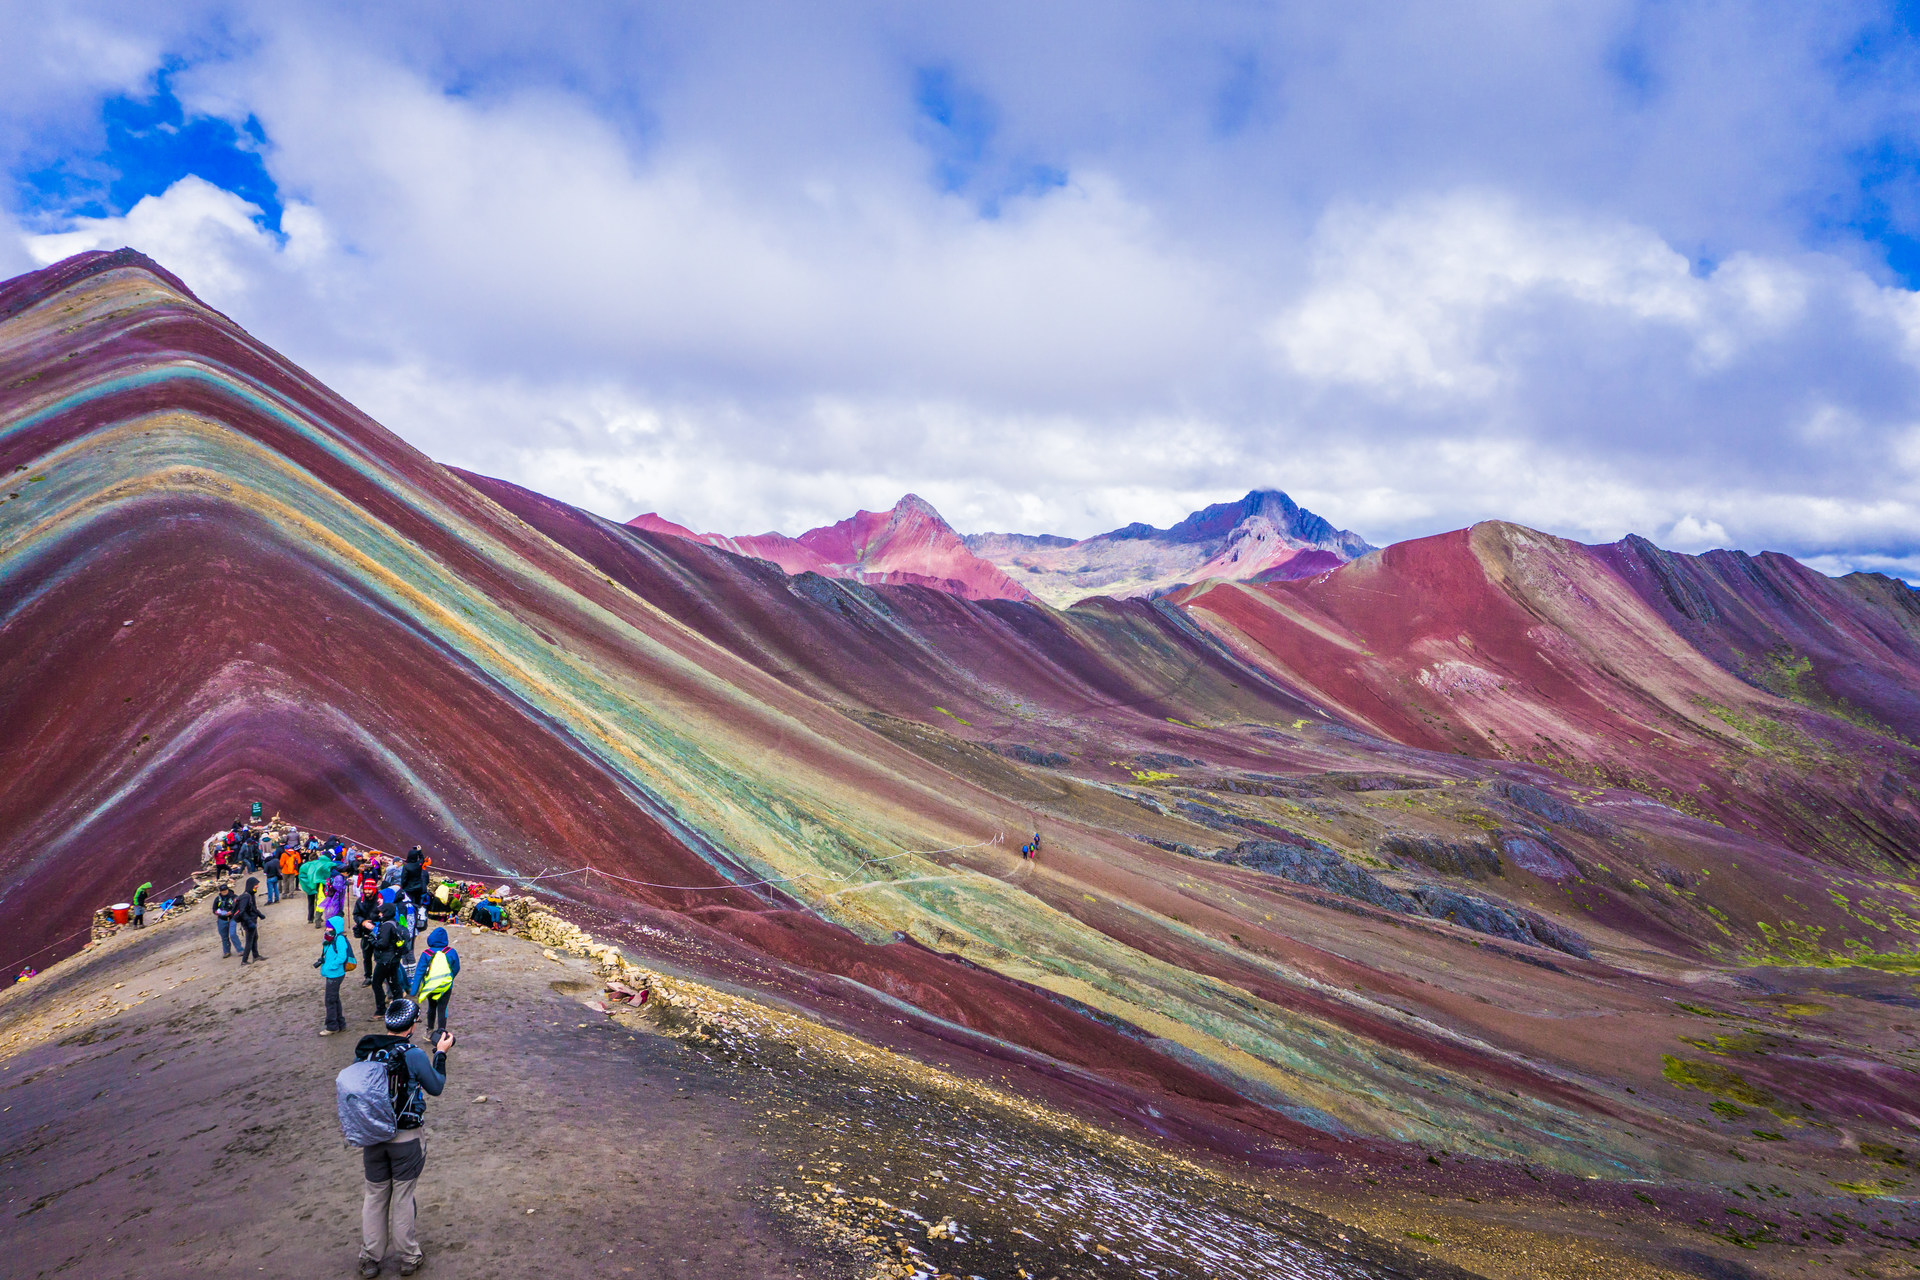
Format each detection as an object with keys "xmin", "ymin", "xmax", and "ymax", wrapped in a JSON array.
[{"xmin": 322, "ymin": 873, "xmax": 348, "ymax": 919}]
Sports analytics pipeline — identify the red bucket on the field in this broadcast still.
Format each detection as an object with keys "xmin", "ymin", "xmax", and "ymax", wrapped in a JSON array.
[{"xmin": 109, "ymin": 903, "xmax": 131, "ymax": 924}]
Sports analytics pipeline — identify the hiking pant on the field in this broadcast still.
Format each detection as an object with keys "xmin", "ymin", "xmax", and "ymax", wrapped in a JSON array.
[
  {"xmin": 280, "ymin": 872, "xmax": 295, "ymax": 898},
  {"xmin": 264, "ymin": 876, "xmax": 280, "ymax": 904},
  {"xmin": 423, "ymin": 991, "xmax": 450, "ymax": 1035},
  {"xmin": 360, "ymin": 936, "xmax": 376, "ymax": 981},
  {"xmin": 371, "ymin": 961, "xmax": 402, "ymax": 1014},
  {"xmin": 215, "ymin": 918, "xmax": 234, "ymax": 957},
  {"xmin": 238, "ymin": 922, "xmax": 261, "ymax": 962},
  {"xmin": 360, "ymin": 1134, "xmax": 425, "ymax": 1266},
  {"xmin": 324, "ymin": 976, "xmax": 346, "ymax": 1031},
  {"xmin": 306, "ymin": 891, "xmax": 318, "ymax": 924}
]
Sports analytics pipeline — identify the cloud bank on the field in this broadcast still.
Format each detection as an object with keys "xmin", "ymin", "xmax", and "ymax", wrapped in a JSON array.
[{"xmin": 5, "ymin": 1, "xmax": 1920, "ymax": 575}]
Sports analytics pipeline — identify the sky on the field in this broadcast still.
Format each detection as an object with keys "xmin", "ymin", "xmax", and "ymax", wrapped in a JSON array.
[{"xmin": 3, "ymin": 2, "xmax": 1920, "ymax": 577}]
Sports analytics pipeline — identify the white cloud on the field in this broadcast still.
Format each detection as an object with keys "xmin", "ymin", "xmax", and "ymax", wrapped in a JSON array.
[
  {"xmin": 2, "ymin": 4, "xmax": 1919, "ymax": 578},
  {"xmin": 23, "ymin": 175, "xmax": 314, "ymax": 303},
  {"xmin": 1665, "ymin": 514, "xmax": 1731, "ymax": 551}
]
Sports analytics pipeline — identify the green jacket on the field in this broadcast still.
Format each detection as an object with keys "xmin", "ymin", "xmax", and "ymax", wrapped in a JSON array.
[{"xmin": 297, "ymin": 857, "xmax": 334, "ymax": 895}]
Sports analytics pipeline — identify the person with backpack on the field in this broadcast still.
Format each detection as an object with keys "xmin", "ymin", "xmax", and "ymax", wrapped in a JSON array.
[
  {"xmin": 131, "ymin": 881, "xmax": 151, "ymax": 927},
  {"xmin": 234, "ymin": 877, "xmax": 265, "ymax": 963},
  {"xmin": 315, "ymin": 913, "xmax": 353, "ymax": 1034},
  {"xmin": 353, "ymin": 887, "xmax": 383, "ymax": 987},
  {"xmin": 339, "ymin": 998, "xmax": 451, "ymax": 1277},
  {"xmin": 279, "ymin": 843, "xmax": 300, "ymax": 900},
  {"xmin": 368, "ymin": 906, "xmax": 405, "ymax": 1017},
  {"xmin": 399, "ymin": 847, "xmax": 429, "ymax": 908},
  {"xmin": 212, "ymin": 882, "xmax": 238, "ymax": 957},
  {"xmin": 299, "ymin": 849, "xmax": 333, "ymax": 927},
  {"xmin": 410, "ymin": 927, "xmax": 460, "ymax": 1036},
  {"xmin": 323, "ymin": 870, "xmax": 348, "ymax": 926}
]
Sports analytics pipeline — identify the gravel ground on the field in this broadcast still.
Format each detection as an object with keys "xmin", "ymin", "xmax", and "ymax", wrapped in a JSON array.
[{"xmin": 0, "ymin": 893, "xmax": 840, "ymax": 1279}]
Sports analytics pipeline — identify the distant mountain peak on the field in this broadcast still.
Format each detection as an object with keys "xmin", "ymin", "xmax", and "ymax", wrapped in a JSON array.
[
  {"xmin": 964, "ymin": 488, "xmax": 1374, "ymax": 607},
  {"xmin": 631, "ymin": 494, "xmax": 1030, "ymax": 602}
]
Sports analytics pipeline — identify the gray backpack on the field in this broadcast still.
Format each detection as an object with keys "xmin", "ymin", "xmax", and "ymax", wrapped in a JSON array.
[{"xmin": 336, "ymin": 1059, "xmax": 397, "ymax": 1147}]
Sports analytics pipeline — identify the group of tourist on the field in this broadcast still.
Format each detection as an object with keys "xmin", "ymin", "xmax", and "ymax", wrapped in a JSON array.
[{"xmin": 205, "ymin": 819, "xmax": 487, "ymax": 1040}]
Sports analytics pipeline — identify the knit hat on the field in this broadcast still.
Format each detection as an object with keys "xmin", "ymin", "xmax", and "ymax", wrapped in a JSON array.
[
  {"xmin": 427, "ymin": 926, "xmax": 449, "ymax": 949},
  {"xmin": 384, "ymin": 998, "xmax": 419, "ymax": 1032}
]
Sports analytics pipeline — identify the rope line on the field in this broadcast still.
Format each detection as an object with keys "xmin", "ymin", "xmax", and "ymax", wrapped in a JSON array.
[
  {"xmin": 0, "ymin": 864, "xmax": 205, "ymax": 979},
  {"xmin": 218, "ymin": 821, "xmax": 999, "ymax": 895},
  {"xmin": 4, "ymin": 824, "xmax": 1003, "ymax": 984}
]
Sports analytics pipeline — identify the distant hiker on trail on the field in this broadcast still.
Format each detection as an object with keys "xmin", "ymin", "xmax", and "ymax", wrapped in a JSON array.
[
  {"xmin": 411, "ymin": 926, "xmax": 460, "ymax": 1036},
  {"xmin": 316, "ymin": 913, "xmax": 353, "ymax": 1035},
  {"xmin": 213, "ymin": 840, "xmax": 230, "ymax": 877},
  {"xmin": 300, "ymin": 849, "xmax": 333, "ymax": 927},
  {"xmin": 279, "ymin": 843, "xmax": 299, "ymax": 900},
  {"xmin": 344, "ymin": 998, "xmax": 451, "ymax": 1277},
  {"xmin": 131, "ymin": 881, "xmax": 151, "ymax": 926},
  {"xmin": 234, "ymin": 877, "xmax": 265, "ymax": 964},
  {"xmin": 212, "ymin": 883, "xmax": 238, "ymax": 957},
  {"xmin": 369, "ymin": 907, "xmax": 405, "ymax": 1017}
]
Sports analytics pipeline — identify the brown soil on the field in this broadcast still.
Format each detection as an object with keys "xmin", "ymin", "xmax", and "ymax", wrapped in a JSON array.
[{"xmin": 0, "ymin": 893, "xmax": 842, "ymax": 1279}]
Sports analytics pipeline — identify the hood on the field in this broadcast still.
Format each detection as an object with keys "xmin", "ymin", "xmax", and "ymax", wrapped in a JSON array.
[
  {"xmin": 427, "ymin": 926, "xmax": 449, "ymax": 949},
  {"xmin": 327, "ymin": 914, "xmax": 346, "ymax": 933}
]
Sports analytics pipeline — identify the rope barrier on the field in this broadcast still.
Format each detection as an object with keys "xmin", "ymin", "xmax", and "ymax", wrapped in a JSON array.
[
  {"xmin": 3, "ymin": 822, "xmax": 1002, "ymax": 985},
  {"xmin": 0, "ymin": 864, "xmax": 205, "ymax": 979},
  {"xmin": 224, "ymin": 820, "xmax": 1000, "ymax": 896}
]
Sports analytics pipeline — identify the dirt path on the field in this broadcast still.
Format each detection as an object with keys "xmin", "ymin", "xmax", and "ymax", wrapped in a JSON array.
[
  {"xmin": 0, "ymin": 893, "xmax": 843, "ymax": 1279},
  {"xmin": 3, "ymin": 887, "xmax": 1825, "ymax": 1280}
]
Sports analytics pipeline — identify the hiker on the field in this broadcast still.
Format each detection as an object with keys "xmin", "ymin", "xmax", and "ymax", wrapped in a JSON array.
[
  {"xmin": 353, "ymin": 886, "xmax": 382, "ymax": 986},
  {"xmin": 131, "ymin": 881, "xmax": 151, "ymax": 927},
  {"xmin": 399, "ymin": 847, "xmax": 429, "ymax": 907},
  {"xmin": 351, "ymin": 999, "xmax": 452, "ymax": 1277},
  {"xmin": 411, "ymin": 926, "xmax": 460, "ymax": 1035},
  {"xmin": 234, "ymin": 877, "xmax": 265, "ymax": 963},
  {"xmin": 323, "ymin": 870, "xmax": 349, "ymax": 925},
  {"xmin": 213, "ymin": 840, "xmax": 230, "ymax": 877},
  {"xmin": 316, "ymin": 913, "xmax": 353, "ymax": 1034},
  {"xmin": 369, "ymin": 906, "xmax": 405, "ymax": 1017},
  {"xmin": 299, "ymin": 848, "xmax": 333, "ymax": 926},
  {"xmin": 212, "ymin": 882, "xmax": 238, "ymax": 957},
  {"xmin": 279, "ymin": 842, "xmax": 300, "ymax": 900},
  {"xmin": 263, "ymin": 847, "xmax": 282, "ymax": 903}
]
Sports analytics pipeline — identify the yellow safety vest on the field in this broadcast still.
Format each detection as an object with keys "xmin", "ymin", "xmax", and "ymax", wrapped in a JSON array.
[{"xmin": 420, "ymin": 950, "xmax": 454, "ymax": 998}]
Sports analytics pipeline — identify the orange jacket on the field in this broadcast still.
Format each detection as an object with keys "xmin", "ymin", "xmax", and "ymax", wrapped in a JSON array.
[{"xmin": 279, "ymin": 849, "xmax": 299, "ymax": 875}]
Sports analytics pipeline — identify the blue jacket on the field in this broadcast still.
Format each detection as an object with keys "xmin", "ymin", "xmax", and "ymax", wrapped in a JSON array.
[
  {"xmin": 412, "ymin": 938, "xmax": 460, "ymax": 996},
  {"xmin": 320, "ymin": 915, "xmax": 354, "ymax": 978}
]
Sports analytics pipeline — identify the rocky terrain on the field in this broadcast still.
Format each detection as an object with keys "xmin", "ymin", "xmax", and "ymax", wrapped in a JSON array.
[{"xmin": 4, "ymin": 249, "xmax": 1920, "ymax": 1278}]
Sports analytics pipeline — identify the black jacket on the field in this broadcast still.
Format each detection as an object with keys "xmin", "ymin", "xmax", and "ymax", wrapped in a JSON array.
[
  {"xmin": 353, "ymin": 896, "xmax": 380, "ymax": 939},
  {"xmin": 399, "ymin": 860, "xmax": 428, "ymax": 901},
  {"xmin": 233, "ymin": 890, "xmax": 261, "ymax": 927}
]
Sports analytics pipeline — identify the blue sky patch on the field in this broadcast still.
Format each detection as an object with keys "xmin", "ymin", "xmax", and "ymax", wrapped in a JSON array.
[
  {"xmin": 913, "ymin": 66, "xmax": 1067, "ymax": 216},
  {"xmin": 15, "ymin": 69, "xmax": 282, "ymax": 233}
]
